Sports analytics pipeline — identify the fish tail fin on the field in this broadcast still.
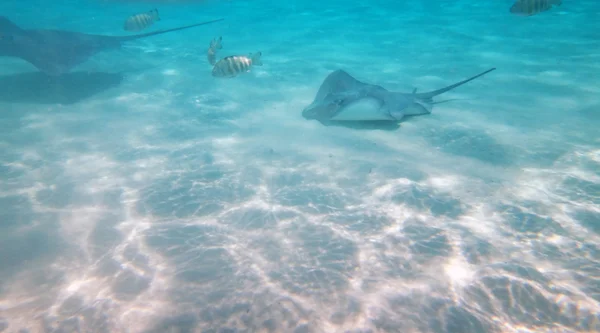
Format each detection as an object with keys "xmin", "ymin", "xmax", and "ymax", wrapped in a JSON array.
[
  {"xmin": 415, "ymin": 67, "xmax": 496, "ymax": 99},
  {"xmin": 118, "ymin": 18, "xmax": 224, "ymax": 41},
  {"xmin": 153, "ymin": 9, "xmax": 161, "ymax": 21},
  {"xmin": 250, "ymin": 52, "xmax": 263, "ymax": 66}
]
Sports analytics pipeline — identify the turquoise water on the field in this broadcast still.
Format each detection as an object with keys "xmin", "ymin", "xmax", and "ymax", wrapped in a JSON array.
[{"xmin": 0, "ymin": 0, "xmax": 599, "ymax": 332}]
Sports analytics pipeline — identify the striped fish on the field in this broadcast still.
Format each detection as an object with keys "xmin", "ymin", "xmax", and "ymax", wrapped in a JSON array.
[
  {"xmin": 123, "ymin": 9, "xmax": 160, "ymax": 32},
  {"xmin": 207, "ymin": 36, "xmax": 223, "ymax": 66},
  {"xmin": 509, "ymin": 0, "xmax": 562, "ymax": 16},
  {"xmin": 211, "ymin": 52, "xmax": 263, "ymax": 78}
]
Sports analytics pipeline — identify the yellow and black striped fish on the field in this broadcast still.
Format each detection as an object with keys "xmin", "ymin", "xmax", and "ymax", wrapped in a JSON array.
[
  {"xmin": 211, "ymin": 52, "xmax": 263, "ymax": 78},
  {"xmin": 123, "ymin": 9, "xmax": 160, "ymax": 32},
  {"xmin": 207, "ymin": 36, "xmax": 223, "ymax": 66},
  {"xmin": 509, "ymin": 0, "xmax": 562, "ymax": 16}
]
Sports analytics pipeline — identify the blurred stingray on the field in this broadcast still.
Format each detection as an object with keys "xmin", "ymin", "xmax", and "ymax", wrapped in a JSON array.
[
  {"xmin": 0, "ymin": 16, "xmax": 224, "ymax": 76},
  {"xmin": 0, "ymin": 71, "xmax": 124, "ymax": 104},
  {"xmin": 302, "ymin": 68, "xmax": 496, "ymax": 130}
]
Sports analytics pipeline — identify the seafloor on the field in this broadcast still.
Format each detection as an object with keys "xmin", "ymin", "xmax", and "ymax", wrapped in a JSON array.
[{"xmin": 0, "ymin": 1, "xmax": 599, "ymax": 332}]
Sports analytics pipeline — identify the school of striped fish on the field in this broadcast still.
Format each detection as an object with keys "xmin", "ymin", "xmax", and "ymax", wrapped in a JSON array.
[{"xmin": 119, "ymin": 0, "xmax": 562, "ymax": 80}]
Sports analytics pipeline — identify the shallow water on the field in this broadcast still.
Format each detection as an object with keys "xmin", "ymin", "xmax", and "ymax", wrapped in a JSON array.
[{"xmin": 0, "ymin": 1, "xmax": 599, "ymax": 332}]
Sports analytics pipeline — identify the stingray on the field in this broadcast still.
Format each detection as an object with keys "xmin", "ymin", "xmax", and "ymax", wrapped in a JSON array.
[
  {"xmin": 301, "ymin": 67, "xmax": 496, "ymax": 128},
  {"xmin": 0, "ymin": 16, "xmax": 224, "ymax": 76}
]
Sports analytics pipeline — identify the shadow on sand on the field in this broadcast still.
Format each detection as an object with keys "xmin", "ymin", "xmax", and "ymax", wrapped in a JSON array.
[
  {"xmin": 318, "ymin": 119, "xmax": 402, "ymax": 131},
  {"xmin": 0, "ymin": 71, "xmax": 124, "ymax": 105}
]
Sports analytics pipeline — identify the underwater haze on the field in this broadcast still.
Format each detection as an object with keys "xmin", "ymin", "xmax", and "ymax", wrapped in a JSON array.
[{"xmin": 0, "ymin": 0, "xmax": 599, "ymax": 332}]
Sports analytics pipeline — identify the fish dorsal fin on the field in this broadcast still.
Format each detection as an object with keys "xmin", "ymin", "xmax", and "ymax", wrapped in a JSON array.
[{"xmin": 151, "ymin": 8, "xmax": 160, "ymax": 21}]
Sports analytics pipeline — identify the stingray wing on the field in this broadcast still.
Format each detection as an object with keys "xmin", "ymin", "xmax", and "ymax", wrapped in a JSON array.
[
  {"xmin": 0, "ymin": 16, "xmax": 22, "ymax": 34},
  {"xmin": 310, "ymin": 69, "xmax": 369, "ymax": 103},
  {"xmin": 0, "ymin": 16, "xmax": 224, "ymax": 76},
  {"xmin": 0, "ymin": 17, "xmax": 116, "ymax": 74},
  {"xmin": 303, "ymin": 69, "xmax": 389, "ymax": 121},
  {"xmin": 16, "ymin": 29, "xmax": 122, "ymax": 76},
  {"xmin": 302, "ymin": 70, "xmax": 369, "ymax": 120}
]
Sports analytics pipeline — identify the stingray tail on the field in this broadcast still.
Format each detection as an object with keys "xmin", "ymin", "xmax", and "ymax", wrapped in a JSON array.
[
  {"xmin": 415, "ymin": 67, "xmax": 496, "ymax": 99},
  {"xmin": 118, "ymin": 18, "xmax": 224, "ymax": 41}
]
